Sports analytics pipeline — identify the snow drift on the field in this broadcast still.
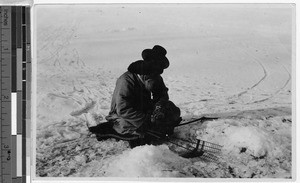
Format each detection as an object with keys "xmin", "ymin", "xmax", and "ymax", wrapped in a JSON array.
[{"xmin": 105, "ymin": 145, "xmax": 191, "ymax": 177}]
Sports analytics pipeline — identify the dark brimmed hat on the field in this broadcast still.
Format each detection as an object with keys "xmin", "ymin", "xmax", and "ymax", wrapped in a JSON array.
[{"xmin": 141, "ymin": 45, "xmax": 169, "ymax": 69}]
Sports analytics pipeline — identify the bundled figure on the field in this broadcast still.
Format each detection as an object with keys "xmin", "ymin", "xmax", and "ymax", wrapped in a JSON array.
[{"xmin": 105, "ymin": 45, "xmax": 181, "ymax": 138}]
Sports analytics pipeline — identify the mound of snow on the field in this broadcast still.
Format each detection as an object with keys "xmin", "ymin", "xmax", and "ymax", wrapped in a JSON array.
[
  {"xmin": 105, "ymin": 145, "xmax": 191, "ymax": 177},
  {"xmin": 196, "ymin": 118, "xmax": 290, "ymax": 159},
  {"xmin": 223, "ymin": 126, "xmax": 270, "ymax": 157},
  {"xmin": 193, "ymin": 117, "xmax": 291, "ymax": 178}
]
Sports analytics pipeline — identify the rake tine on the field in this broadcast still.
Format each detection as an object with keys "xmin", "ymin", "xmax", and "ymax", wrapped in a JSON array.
[
  {"xmin": 204, "ymin": 152, "xmax": 220, "ymax": 161},
  {"xmin": 173, "ymin": 137, "xmax": 222, "ymax": 153},
  {"xmin": 202, "ymin": 156, "xmax": 217, "ymax": 163},
  {"xmin": 198, "ymin": 141, "xmax": 222, "ymax": 152},
  {"xmin": 202, "ymin": 145, "xmax": 221, "ymax": 154},
  {"xmin": 197, "ymin": 139, "xmax": 223, "ymax": 148},
  {"xmin": 201, "ymin": 153, "xmax": 219, "ymax": 163},
  {"xmin": 199, "ymin": 154, "xmax": 213, "ymax": 162},
  {"xmin": 207, "ymin": 152, "xmax": 219, "ymax": 159},
  {"xmin": 195, "ymin": 140, "xmax": 201, "ymax": 151},
  {"xmin": 197, "ymin": 138, "xmax": 223, "ymax": 146}
]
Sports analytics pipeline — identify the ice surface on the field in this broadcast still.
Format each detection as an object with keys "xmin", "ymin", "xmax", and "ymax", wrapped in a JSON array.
[{"xmin": 35, "ymin": 4, "xmax": 292, "ymax": 178}]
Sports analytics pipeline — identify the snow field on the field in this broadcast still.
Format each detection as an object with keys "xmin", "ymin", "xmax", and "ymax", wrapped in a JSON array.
[{"xmin": 35, "ymin": 4, "xmax": 293, "ymax": 178}]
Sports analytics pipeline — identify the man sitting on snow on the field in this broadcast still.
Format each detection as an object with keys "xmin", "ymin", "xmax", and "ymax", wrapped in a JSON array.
[{"xmin": 105, "ymin": 45, "xmax": 181, "ymax": 138}]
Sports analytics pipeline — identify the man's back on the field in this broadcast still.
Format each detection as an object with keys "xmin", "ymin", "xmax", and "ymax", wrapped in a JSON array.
[{"xmin": 106, "ymin": 71, "xmax": 152, "ymax": 134}]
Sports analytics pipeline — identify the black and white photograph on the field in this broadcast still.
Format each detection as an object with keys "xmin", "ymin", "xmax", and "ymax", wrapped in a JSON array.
[{"xmin": 34, "ymin": 3, "xmax": 294, "ymax": 178}]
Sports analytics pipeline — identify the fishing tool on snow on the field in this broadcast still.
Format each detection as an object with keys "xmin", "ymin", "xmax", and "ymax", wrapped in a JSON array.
[
  {"xmin": 175, "ymin": 116, "xmax": 222, "ymax": 161},
  {"xmin": 145, "ymin": 129, "xmax": 222, "ymax": 162},
  {"xmin": 0, "ymin": 6, "xmax": 31, "ymax": 183}
]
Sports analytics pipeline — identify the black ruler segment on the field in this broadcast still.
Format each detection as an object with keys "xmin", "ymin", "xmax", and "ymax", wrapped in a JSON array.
[
  {"xmin": 22, "ymin": 7, "xmax": 25, "ymax": 25},
  {"xmin": 22, "ymin": 81, "xmax": 26, "ymax": 100},
  {"xmin": 22, "ymin": 29, "xmax": 26, "ymax": 60},
  {"xmin": 16, "ymin": 7, "xmax": 21, "ymax": 49},
  {"xmin": 22, "ymin": 63, "xmax": 26, "ymax": 81}
]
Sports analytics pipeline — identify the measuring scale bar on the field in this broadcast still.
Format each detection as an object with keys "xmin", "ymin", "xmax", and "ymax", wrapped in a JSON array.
[
  {"xmin": 1, "ymin": 6, "xmax": 31, "ymax": 183},
  {"xmin": 1, "ymin": 6, "xmax": 13, "ymax": 183}
]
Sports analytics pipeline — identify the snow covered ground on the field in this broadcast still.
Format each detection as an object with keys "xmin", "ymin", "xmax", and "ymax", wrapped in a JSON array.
[{"xmin": 34, "ymin": 4, "xmax": 293, "ymax": 178}]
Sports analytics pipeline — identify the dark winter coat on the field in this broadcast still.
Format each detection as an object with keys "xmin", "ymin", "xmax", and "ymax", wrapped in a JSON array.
[
  {"xmin": 106, "ymin": 71, "xmax": 152, "ymax": 134},
  {"xmin": 106, "ymin": 71, "xmax": 169, "ymax": 135}
]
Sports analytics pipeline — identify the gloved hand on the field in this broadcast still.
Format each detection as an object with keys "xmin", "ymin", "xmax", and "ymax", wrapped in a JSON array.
[
  {"xmin": 151, "ymin": 111, "xmax": 165, "ymax": 124},
  {"xmin": 151, "ymin": 100, "xmax": 166, "ymax": 124}
]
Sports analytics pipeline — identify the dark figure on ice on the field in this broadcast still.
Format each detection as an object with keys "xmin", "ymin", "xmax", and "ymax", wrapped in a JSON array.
[
  {"xmin": 89, "ymin": 46, "xmax": 222, "ymax": 157},
  {"xmin": 105, "ymin": 45, "xmax": 181, "ymax": 138}
]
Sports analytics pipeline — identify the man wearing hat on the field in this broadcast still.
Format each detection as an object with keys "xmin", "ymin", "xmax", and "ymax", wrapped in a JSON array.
[{"xmin": 105, "ymin": 45, "xmax": 181, "ymax": 137}]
